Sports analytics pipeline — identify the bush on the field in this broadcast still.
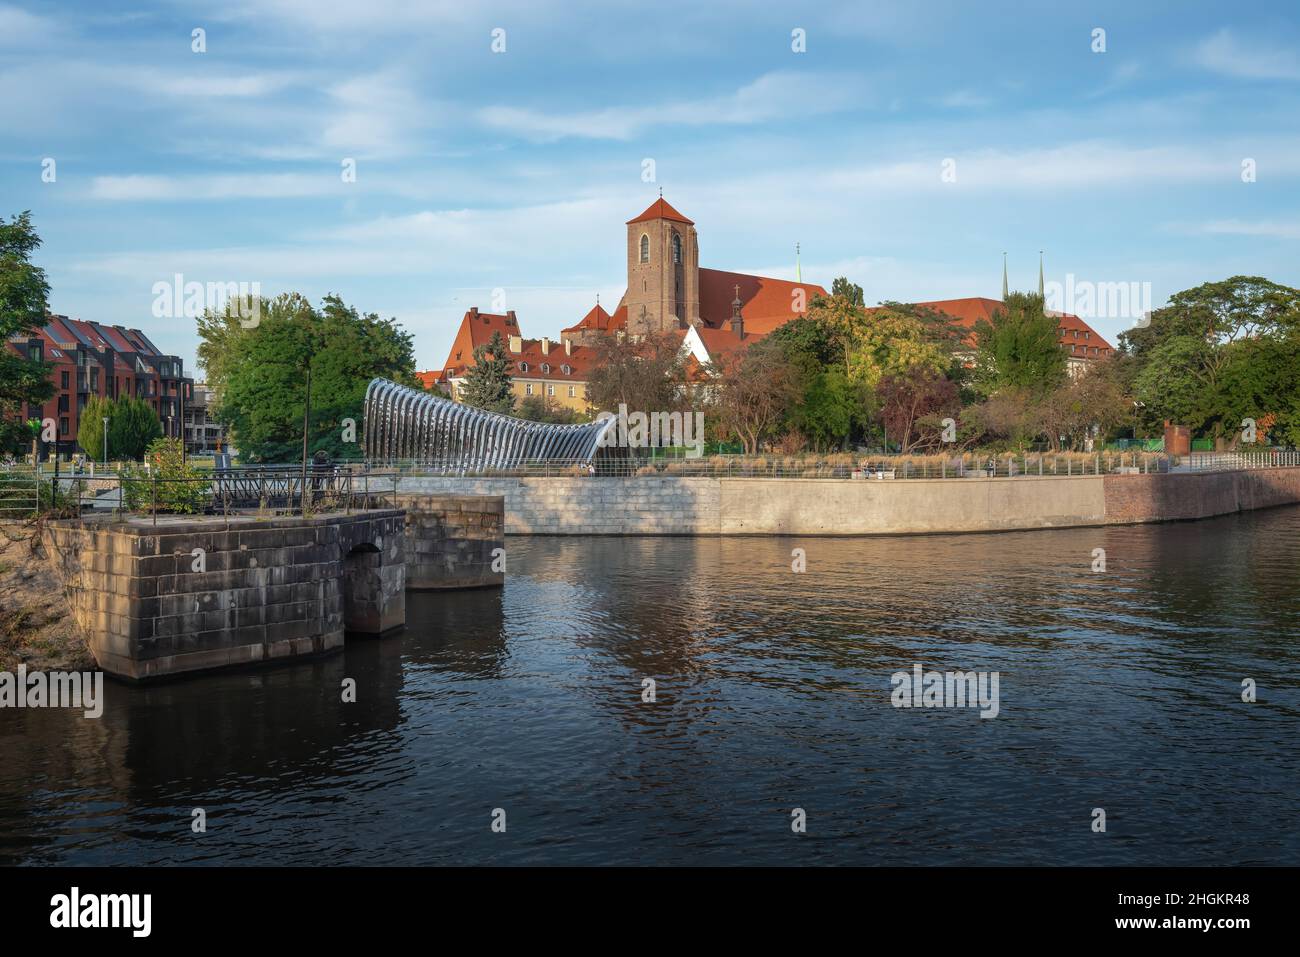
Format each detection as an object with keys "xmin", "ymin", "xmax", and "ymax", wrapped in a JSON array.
[{"xmin": 120, "ymin": 438, "xmax": 210, "ymax": 514}]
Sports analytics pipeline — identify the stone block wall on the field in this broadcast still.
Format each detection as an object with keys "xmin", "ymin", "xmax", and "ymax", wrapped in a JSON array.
[
  {"xmin": 1102, "ymin": 468, "xmax": 1300, "ymax": 524},
  {"xmin": 42, "ymin": 509, "xmax": 406, "ymax": 681},
  {"xmin": 399, "ymin": 478, "xmax": 720, "ymax": 535},
  {"xmin": 397, "ymin": 493, "xmax": 505, "ymax": 589},
  {"xmin": 400, "ymin": 469, "xmax": 1300, "ymax": 537}
]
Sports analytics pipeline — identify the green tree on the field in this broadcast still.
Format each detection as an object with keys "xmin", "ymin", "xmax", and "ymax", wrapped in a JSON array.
[
  {"xmin": 792, "ymin": 365, "xmax": 859, "ymax": 450},
  {"xmin": 1120, "ymin": 276, "xmax": 1300, "ymax": 443},
  {"xmin": 459, "ymin": 331, "xmax": 517, "ymax": 415},
  {"xmin": 202, "ymin": 293, "xmax": 418, "ymax": 462},
  {"xmin": 831, "ymin": 276, "xmax": 864, "ymax": 307},
  {"xmin": 77, "ymin": 395, "xmax": 113, "ymax": 461},
  {"xmin": 972, "ymin": 292, "xmax": 1067, "ymax": 396},
  {"xmin": 120, "ymin": 437, "xmax": 209, "ymax": 514},
  {"xmin": 110, "ymin": 396, "xmax": 163, "ymax": 459},
  {"xmin": 0, "ymin": 211, "xmax": 55, "ymax": 454}
]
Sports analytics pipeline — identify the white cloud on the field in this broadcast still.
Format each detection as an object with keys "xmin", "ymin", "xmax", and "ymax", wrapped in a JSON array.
[
  {"xmin": 1194, "ymin": 219, "xmax": 1300, "ymax": 240},
  {"xmin": 480, "ymin": 71, "xmax": 870, "ymax": 141},
  {"xmin": 0, "ymin": 4, "xmax": 58, "ymax": 46},
  {"xmin": 88, "ymin": 173, "xmax": 343, "ymax": 201},
  {"xmin": 1194, "ymin": 29, "xmax": 1300, "ymax": 81}
]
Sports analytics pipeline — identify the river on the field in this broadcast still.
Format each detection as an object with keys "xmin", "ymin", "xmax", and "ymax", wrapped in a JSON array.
[{"xmin": 3, "ymin": 507, "xmax": 1298, "ymax": 865}]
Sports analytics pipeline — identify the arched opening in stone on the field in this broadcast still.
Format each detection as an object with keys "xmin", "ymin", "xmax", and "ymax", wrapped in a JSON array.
[{"xmin": 342, "ymin": 542, "xmax": 397, "ymax": 635}]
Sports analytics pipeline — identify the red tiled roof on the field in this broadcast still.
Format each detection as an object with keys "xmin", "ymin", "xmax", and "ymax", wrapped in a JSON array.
[
  {"xmin": 437, "ymin": 308, "xmax": 522, "ymax": 378},
  {"xmin": 507, "ymin": 339, "xmax": 592, "ymax": 381},
  {"xmin": 902, "ymin": 297, "xmax": 1115, "ymax": 356},
  {"xmin": 561, "ymin": 303, "xmax": 615, "ymax": 335},
  {"xmin": 698, "ymin": 268, "xmax": 827, "ymax": 334},
  {"xmin": 627, "ymin": 198, "xmax": 694, "ymax": 226}
]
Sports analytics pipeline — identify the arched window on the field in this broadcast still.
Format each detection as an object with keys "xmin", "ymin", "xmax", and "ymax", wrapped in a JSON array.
[
  {"xmin": 518, "ymin": 361, "xmax": 529, "ymax": 372},
  {"xmin": 541, "ymin": 363, "xmax": 550, "ymax": 374},
  {"xmin": 672, "ymin": 233, "xmax": 682, "ymax": 264},
  {"xmin": 561, "ymin": 364, "xmax": 571, "ymax": 375},
  {"xmin": 639, "ymin": 233, "xmax": 650, "ymax": 263}
]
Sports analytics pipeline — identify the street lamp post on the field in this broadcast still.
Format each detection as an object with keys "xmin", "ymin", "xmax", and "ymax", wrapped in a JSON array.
[{"xmin": 102, "ymin": 416, "xmax": 109, "ymax": 467}]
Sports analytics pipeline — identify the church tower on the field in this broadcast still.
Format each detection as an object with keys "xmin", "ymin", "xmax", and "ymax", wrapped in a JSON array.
[{"xmin": 625, "ymin": 195, "xmax": 699, "ymax": 337}]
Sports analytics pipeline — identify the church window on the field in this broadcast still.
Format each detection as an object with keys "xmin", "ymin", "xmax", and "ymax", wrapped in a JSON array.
[
  {"xmin": 639, "ymin": 234, "xmax": 649, "ymax": 263},
  {"xmin": 672, "ymin": 233, "xmax": 682, "ymax": 264}
]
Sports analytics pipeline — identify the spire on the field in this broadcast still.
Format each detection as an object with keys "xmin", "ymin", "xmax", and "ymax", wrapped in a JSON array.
[
  {"xmin": 796, "ymin": 242, "xmax": 802, "ymax": 283},
  {"xmin": 1001, "ymin": 252, "xmax": 1008, "ymax": 300},
  {"xmin": 1038, "ymin": 251, "xmax": 1044, "ymax": 300}
]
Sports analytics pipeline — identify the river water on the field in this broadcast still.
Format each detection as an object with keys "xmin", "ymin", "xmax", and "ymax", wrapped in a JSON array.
[{"xmin": 3, "ymin": 507, "xmax": 1299, "ymax": 866}]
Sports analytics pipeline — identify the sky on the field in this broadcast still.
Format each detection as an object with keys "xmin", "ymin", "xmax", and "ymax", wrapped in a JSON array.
[{"xmin": 2, "ymin": 0, "xmax": 1299, "ymax": 378}]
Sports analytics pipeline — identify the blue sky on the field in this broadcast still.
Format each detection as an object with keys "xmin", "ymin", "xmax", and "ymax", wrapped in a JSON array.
[{"xmin": 2, "ymin": 0, "xmax": 1298, "ymax": 376}]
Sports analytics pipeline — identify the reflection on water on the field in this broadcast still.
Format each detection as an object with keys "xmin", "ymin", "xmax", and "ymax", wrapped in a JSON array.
[{"xmin": 3, "ymin": 507, "xmax": 1299, "ymax": 865}]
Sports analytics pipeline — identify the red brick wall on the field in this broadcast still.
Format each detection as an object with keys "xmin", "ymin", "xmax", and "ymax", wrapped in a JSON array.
[{"xmin": 1103, "ymin": 468, "xmax": 1300, "ymax": 524}]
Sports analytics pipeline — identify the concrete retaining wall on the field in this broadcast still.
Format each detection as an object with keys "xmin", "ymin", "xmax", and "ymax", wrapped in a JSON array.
[
  {"xmin": 400, "ymin": 468, "xmax": 1300, "ymax": 536},
  {"xmin": 43, "ymin": 509, "xmax": 406, "ymax": 680},
  {"xmin": 397, "ymin": 493, "xmax": 505, "ymax": 589}
]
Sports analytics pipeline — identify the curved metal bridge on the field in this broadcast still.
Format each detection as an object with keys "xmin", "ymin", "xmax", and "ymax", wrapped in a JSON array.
[{"xmin": 363, "ymin": 378, "xmax": 615, "ymax": 472}]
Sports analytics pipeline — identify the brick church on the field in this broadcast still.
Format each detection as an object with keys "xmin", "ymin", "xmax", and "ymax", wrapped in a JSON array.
[
  {"xmin": 426, "ymin": 196, "xmax": 1114, "ymax": 411},
  {"xmin": 428, "ymin": 196, "xmax": 825, "ymax": 411}
]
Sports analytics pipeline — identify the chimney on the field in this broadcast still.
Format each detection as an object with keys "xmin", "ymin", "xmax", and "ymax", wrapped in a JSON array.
[
  {"xmin": 469, "ymin": 306, "xmax": 479, "ymax": 318},
  {"xmin": 506, "ymin": 310, "xmax": 517, "ymax": 325},
  {"xmin": 565, "ymin": 338, "xmax": 573, "ymax": 355},
  {"xmin": 508, "ymin": 335, "xmax": 522, "ymax": 353},
  {"xmin": 541, "ymin": 337, "xmax": 550, "ymax": 355}
]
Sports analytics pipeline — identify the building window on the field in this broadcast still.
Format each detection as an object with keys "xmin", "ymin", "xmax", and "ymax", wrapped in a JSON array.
[
  {"xmin": 568, "ymin": 385, "xmax": 576, "ymax": 398},
  {"xmin": 60, "ymin": 417, "xmax": 69, "ymax": 436},
  {"xmin": 639, "ymin": 233, "xmax": 649, "ymax": 263},
  {"xmin": 672, "ymin": 233, "xmax": 682, "ymax": 264},
  {"xmin": 547, "ymin": 384, "xmax": 555, "ymax": 396},
  {"xmin": 518, "ymin": 361, "xmax": 528, "ymax": 372},
  {"xmin": 541, "ymin": 363, "xmax": 550, "ymax": 374},
  {"xmin": 561, "ymin": 364, "xmax": 571, "ymax": 375},
  {"xmin": 525, "ymin": 383, "xmax": 534, "ymax": 396}
]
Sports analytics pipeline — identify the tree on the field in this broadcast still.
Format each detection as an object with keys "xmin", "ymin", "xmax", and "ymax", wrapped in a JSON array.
[
  {"xmin": 876, "ymin": 367, "xmax": 960, "ymax": 453},
  {"xmin": 0, "ymin": 211, "xmax": 55, "ymax": 454},
  {"xmin": 791, "ymin": 365, "xmax": 859, "ymax": 450},
  {"xmin": 971, "ymin": 292, "xmax": 1067, "ymax": 396},
  {"xmin": 517, "ymin": 394, "xmax": 586, "ymax": 424},
  {"xmin": 77, "ymin": 395, "xmax": 112, "ymax": 461},
  {"xmin": 459, "ymin": 331, "xmax": 516, "ymax": 415},
  {"xmin": 707, "ymin": 341, "xmax": 801, "ymax": 454},
  {"xmin": 1038, "ymin": 360, "xmax": 1129, "ymax": 451},
  {"xmin": 201, "ymin": 293, "xmax": 418, "ymax": 462},
  {"xmin": 79, "ymin": 394, "xmax": 164, "ymax": 461},
  {"xmin": 831, "ymin": 276, "xmax": 864, "ymax": 307},
  {"xmin": 585, "ymin": 331, "xmax": 687, "ymax": 417},
  {"xmin": 1120, "ymin": 276, "xmax": 1300, "ymax": 443},
  {"xmin": 110, "ymin": 396, "xmax": 163, "ymax": 460}
]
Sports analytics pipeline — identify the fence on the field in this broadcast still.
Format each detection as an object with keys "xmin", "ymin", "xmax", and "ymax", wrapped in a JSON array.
[
  {"xmin": 369, "ymin": 451, "xmax": 1176, "ymax": 480},
  {"xmin": 1182, "ymin": 450, "xmax": 1300, "ymax": 471},
  {"xmin": 0, "ymin": 465, "xmax": 403, "ymax": 525}
]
